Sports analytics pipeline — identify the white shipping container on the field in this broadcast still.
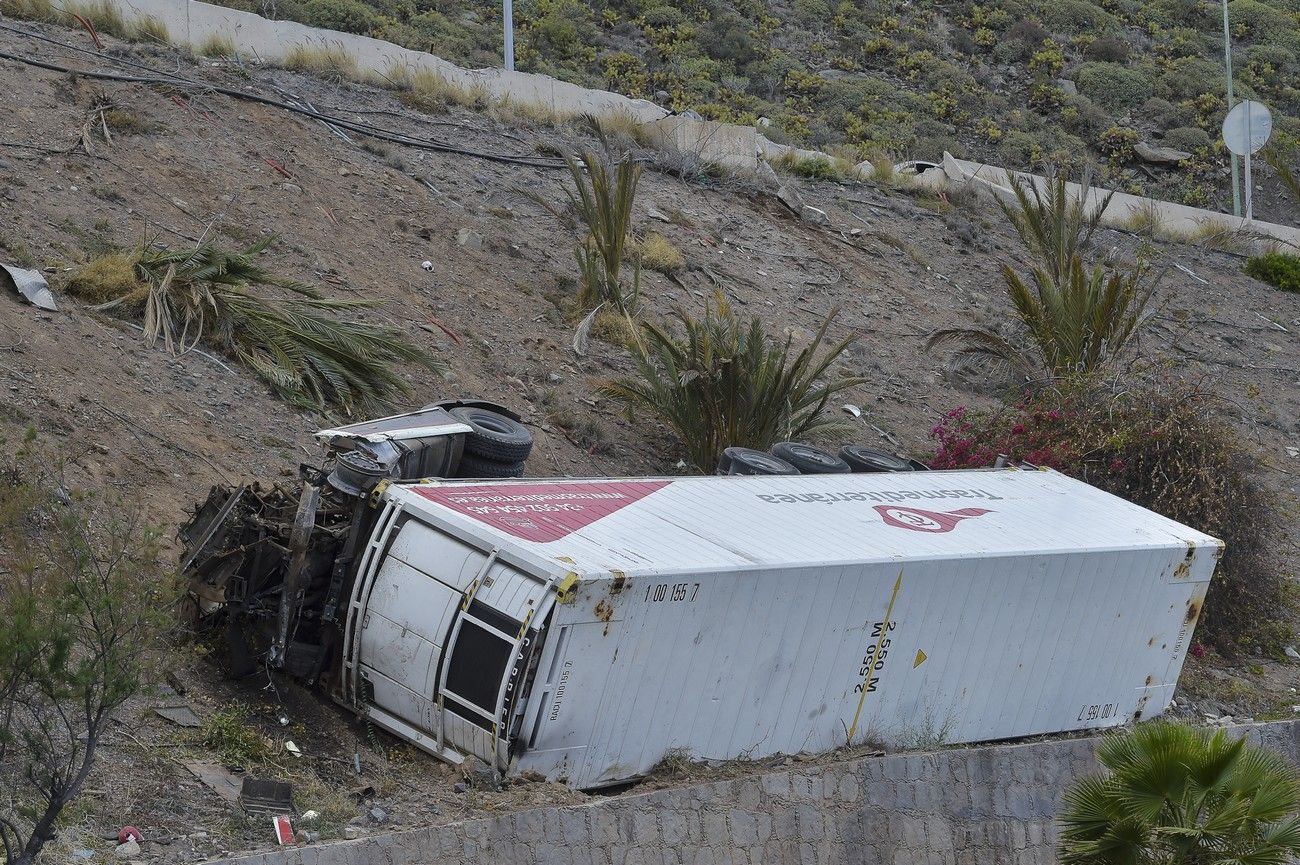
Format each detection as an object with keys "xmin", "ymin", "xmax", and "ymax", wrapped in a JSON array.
[{"xmin": 338, "ymin": 467, "xmax": 1219, "ymax": 789}]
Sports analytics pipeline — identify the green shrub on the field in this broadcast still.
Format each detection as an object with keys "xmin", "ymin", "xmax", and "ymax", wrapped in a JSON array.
[
  {"xmin": 1163, "ymin": 125, "xmax": 1211, "ymax": 152},
  {"xmin": 1155, "ymin": 56, "xmax": 1231, "ymax": 102},
  {"xmin": 1245, "ymin": 251, "xmax": 1300, "ymax": 292},
  {"xmin": 1059, "ymin": 721, "xmax": 1300, "ymax": 863},
  {"xmin": 297, "ymin": 0, "xmax": 379, "ymax": 33},
  {"xmin": 929, "ymin": 381, "xmax": 1285, "ymax": 649},
  {"xmin": 1074, "ymin": 62, "xmax": 1153, "ymax": 112},
  {"xmin": 1058, "ymin": 93, "xmax": 1113, "ymax": 138},
  {"xmin": 601, "ymin": 298, "xmax": 862, "ymax": 472},
  {"xmin": 1035, "ymin": 0, "xmax": 1121, "ymax": 34},
  {"xmin": 1229, "ymin": 0, "xmax": 1300, "ymax": 52},
  {"xmin": 1084, "ymin": 35, "xmax": 1130, "ymax": 62},
  {"xmin": 1097, "ymin": 125, "xmax": 1137, "ymax": 162},
  {"xmin": 1139, "ymin": 96, "xmax": 1186, "ymax": 130}
]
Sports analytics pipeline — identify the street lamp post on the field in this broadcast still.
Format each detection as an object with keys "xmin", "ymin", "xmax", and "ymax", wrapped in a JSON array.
[
  {"xmin": 1222, "ymin": 0, "xmax": 1241, "ymax": 216},
  {"xmin": 503, "ymin": 0, "xmax": 515, "ymax": 71}
]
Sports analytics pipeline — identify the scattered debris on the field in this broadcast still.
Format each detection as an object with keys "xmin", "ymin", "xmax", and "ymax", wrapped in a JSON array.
[
  {"xmin": 272, "ymin": 815, "xmax": 294, "ymax": 846},
  {"xmin": 154, "ymin": 704, "xmax": 201, "ymax": 728},
  {"xmin": 421, "ymin": 260, "xmax": 434, "ymax": 272},
  {"xmin": 1285, "ymin": 645, "xmax": 1300, "ymax": 661},
  {"xmin": 164, "ymin": 670, "xmax": 188, "ymax": 696},
  {"xmin": 456, "ymin": 227, "xmax": 484, "ymax": 250},
  {"xmin": 800, "ymin": 205, "xmax": 830, "ymax": 226},
  {"xmin": 118, "ymin": 826, "xmax": 143, "ymax": 844},
  {"xmin": 184, "ymin": 761, "xmax": 243, "ymax": 807},
  {"xmin": 1, "ymin": 262, "xmax": 56, "ymax": 310},
  {"xmin": 240, "ymin": 777, "xmax": 295, "ymax": 816},
  {"xmin": 300, "ymin": 810, "xmax": 319, "ymax": 822},
  {"xmin": 284, "ymin": 740, "xmax": 303, "ymax": 758},
  {"xmin": 72, "ymin": 849, "xmax": 95, "ymax": 860},
  {"xmin": 775, "ymin": 185, "xmax": 805, "ymax": 216},
  {"xmin": 842, "ymin": 404, "xmax": 862, "ymax": 418}
]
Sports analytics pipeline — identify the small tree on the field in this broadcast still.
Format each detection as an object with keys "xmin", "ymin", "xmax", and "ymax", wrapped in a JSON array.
[
  {"xmin": 0, "ymin": 447, "xmax": 171, "ymax": 864},
  {"xmin": 1059, "ymin": 720, "xmax": 1300, "ymax": 865},
  {"xmin": 601, "ymin": 295, "xmax": 863, "ymax": 472}
]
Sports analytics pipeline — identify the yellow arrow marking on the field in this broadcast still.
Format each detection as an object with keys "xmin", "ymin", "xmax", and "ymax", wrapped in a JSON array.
[
  {"xmin": 913, "ymin": 649, "xmax": 927, "ymax": 668},
  {"xmin": 847, "ymin": 572, "xmax": 902, "ymax": 743}
]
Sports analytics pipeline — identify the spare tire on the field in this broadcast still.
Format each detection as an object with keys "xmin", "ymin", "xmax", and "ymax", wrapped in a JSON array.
[
  {"xmin": 455, "ymin": 452, "xmax": 526, "ymax": 479},
  {"xmin": 449, "ymin": 406, "xmax": 533, "ymax": 463},
  {"xmin": 839, "ymin": 445, "xmax": 914, "ymax": 473},
  {"xmin": 771, "ymin": 442, "xmax": 851, "ymax": 474},
  {"xmin": 719, "ymin": 447, "xmax": 799, "ymax": 476}
]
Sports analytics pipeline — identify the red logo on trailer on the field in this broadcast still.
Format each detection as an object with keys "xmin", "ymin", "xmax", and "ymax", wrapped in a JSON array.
[
  {"xmin": 873, "ymin": 505, "xmax": 991, "ymax": 533},
  {"xmin": 415, "ymin": 480, "xmax": 670, "ymax": 543}
]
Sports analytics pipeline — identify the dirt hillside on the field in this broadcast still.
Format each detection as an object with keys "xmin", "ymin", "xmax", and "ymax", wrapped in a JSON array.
[{"xmin": 1, "ymin": 18, "xmax": 1298, "ymax": 861}]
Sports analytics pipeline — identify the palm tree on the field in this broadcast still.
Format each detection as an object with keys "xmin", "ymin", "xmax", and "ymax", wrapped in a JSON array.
[
  {"xmin": 1059, "ymin": 721, "xmax": 1300, "ymax": 865},
  {"xmin": 928, "ymin": 171, "xmax": 1156, "ymax": 379},
  {"xmin": 600, "ymin": 294, "xmax": 862, "ymax": 472}
]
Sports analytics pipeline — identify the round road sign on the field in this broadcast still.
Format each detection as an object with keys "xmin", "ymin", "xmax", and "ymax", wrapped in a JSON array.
[{"xmin": 1222, "ymin": 100, "xmax": 1273, "ymax": 156}]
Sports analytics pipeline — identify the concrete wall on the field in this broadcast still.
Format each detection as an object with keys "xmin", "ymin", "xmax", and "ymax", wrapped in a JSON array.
[
  {"xmin": 929, "ymin": 153, "xmax": 1300, "ymax": 251},
  {"xmin": 115, "ymin": 0, "xmax": 666, "ymax": 123},
  {"xmin": 210, "ymin": 719, "xmax": 1300, "ymax": 865}
]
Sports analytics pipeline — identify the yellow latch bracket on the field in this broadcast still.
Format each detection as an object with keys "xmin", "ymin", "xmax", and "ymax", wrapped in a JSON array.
[{"xmin": 555, "ymin": 572, "xmax": 579, "ymax": 604}]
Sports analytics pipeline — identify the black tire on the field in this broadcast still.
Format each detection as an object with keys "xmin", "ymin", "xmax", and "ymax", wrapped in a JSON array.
[
  {"xmin": 450, "ymin": 407, "xmax": 534, "ymax": 463},
  {"xmin": 454, "ymin": 452, "xmax": 527, "ymax": 479},
  {"xmin": 720, "ymin": 447, "xmax": 799, "ymax": 476},
  {"xmin": 839, "ymin": 445, "xmax": 914, "ymax": 473},
  {"xmin": 771, "ymin": 442, "xmax": 851, "ymax": 474}
]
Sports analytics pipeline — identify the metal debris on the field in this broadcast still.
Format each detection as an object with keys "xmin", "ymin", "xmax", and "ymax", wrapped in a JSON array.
[
  {"xmin": 154, "ymin": 704, "xmax": 202, "ymax": 728},
  {"xmin": 1, "ymin": 262, "xmax": 56, "ymax": 310},
  {"xmin": 240, "ymin": 777, "xmax": 295, "ymax": 816},
  {"xmin": 184, "ymin": 761, "xmax": 243, "ymax": 806}
]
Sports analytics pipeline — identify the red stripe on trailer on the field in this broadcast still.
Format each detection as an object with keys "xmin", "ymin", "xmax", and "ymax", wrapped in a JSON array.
[{"xmin": 414, "ymin": 480, "xmax": 671, "ymax": 542}]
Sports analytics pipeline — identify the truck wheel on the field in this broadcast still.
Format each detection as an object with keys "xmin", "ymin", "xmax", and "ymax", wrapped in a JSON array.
[
  {"xmin": 719, "ymin": 447, "xmax": 799, "ymax": 475},
  {"xmin": 450, "ymin": 407, "xmax": 534, "ymax": 463},
  {"xmin": 455, "ymin": 452, "xmax": 527, "ymax": 479},
  {"xmin": 839, "ymin": 445, "xmax": 915, "ymax": 473},
  {"xmin": 771, "ymin": 442, "xmax": 851, "ymax": 474}
]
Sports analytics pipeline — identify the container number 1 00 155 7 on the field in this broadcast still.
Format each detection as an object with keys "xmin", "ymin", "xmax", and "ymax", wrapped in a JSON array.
[{"xmin": 645, "ymin": 582, "xmax": 700, "ymax": 603}]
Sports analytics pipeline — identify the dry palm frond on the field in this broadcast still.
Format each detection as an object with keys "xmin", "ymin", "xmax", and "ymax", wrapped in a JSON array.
[
  {"xmin": 69, "ymin": 238, "xmax": 439, "ymax": 415},
  {"xmin": 601, "ymin": 295, "xmax": 863, "ymax": 472}
]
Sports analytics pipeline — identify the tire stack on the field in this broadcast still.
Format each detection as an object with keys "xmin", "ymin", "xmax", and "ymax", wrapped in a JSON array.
[
  {"xmin": 715, "ymin": 442, "xmax": 929, "ymax": 476},
  {"xmin": 450, "ymin": 407, "xmax": 534, "ymax": 479}
]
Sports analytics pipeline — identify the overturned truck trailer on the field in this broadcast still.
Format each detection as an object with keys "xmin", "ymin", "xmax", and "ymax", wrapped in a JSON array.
[{"xmin": 182, "ymin": 406, "xmax": 1220, "ymax": 789}]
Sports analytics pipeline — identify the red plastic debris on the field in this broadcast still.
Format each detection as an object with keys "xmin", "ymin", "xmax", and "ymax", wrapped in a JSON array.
[
  {"xmin": 272, "ymin": 815, "xmax": 294, "ymax": 846},
  {"xmin": 118, "ymin": 826, "xmax": 142, "ymax": 843}
]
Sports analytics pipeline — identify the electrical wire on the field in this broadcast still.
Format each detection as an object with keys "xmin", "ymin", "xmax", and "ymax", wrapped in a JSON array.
[{"xmin": 0, "ymin": 24, "xmax": 567, "ymax": 169}]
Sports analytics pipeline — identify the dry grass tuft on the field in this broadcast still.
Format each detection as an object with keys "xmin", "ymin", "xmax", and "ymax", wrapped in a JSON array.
[
  {"xmin": 282, "ymin": 44, "xmax": 359, "ymax": 80},
  {"xmin": 65, "ymin": 254, "xmax": 146, "ymax": 305},
  {"xmin": 128, "ymin": 15, "xmax": 169, "ymax": 43},
  {"xmin": 197, "ymin": 33, "xmax": 237, "ymax": 58},
  {"xmin": 637, "ymin": 232, "xmax": 684, "ymax": 274}
]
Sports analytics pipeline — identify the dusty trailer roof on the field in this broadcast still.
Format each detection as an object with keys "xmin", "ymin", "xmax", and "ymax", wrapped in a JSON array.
[{"xmin": 385, "ymin": 469, "xmax": 1221, "ymax": 577}]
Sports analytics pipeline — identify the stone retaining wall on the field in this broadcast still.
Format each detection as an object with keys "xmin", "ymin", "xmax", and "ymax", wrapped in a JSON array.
[{"xmin": 211, "ymin": 719, "xmax": 1300, "ymax": 865}]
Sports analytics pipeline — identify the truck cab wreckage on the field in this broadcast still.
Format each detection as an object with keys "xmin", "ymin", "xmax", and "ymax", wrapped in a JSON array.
[{"xmin": 181, "ymin": 400, "xmax": 1221, "ymax": 790}]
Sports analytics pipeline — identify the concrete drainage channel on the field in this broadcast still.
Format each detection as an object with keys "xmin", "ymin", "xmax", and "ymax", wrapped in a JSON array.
[{"xmin": 212, "ymin": 719, "xmax": 1300, "ymax": 865}]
